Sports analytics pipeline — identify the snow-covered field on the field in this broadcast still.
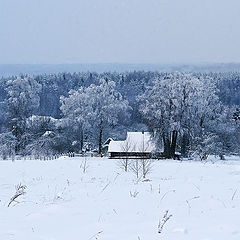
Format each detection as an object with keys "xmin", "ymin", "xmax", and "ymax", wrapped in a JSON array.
[{"xmin": 0, "ymin": 156, "xmax": 240, "ymax": 240}]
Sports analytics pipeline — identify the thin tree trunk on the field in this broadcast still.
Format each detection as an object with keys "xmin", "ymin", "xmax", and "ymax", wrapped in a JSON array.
[
  {"xmin": 170, "ymin": 130, "xmax": 178, "ymax": 158},
  {"xmin": 98, "ymin": 129, "xmax": 102, "ymax": 154},
  {"xmin": 163, "ymin": 134, "xmax": 171, "ymax": 159},
  {"xmin": 181, "ymin": 132, "xmax": 189, "ymax": 157},
  {"xmin": 98, "ymin": 119, "xmax": 103, "ymax": 154},
  {"xmin": 79, "ymin": 127, "xmax": 84, "ymax": 153}
]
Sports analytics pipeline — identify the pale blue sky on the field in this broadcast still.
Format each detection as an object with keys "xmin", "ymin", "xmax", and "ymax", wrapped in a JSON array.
[{"xmin": 0, "ymin": 0, "xmax": 240, "ymax": 64}]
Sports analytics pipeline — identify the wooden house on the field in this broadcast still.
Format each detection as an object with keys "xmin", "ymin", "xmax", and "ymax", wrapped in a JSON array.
[{"xmin": 108, "ymin": 132, "xmax": 155, "ymax": 159}]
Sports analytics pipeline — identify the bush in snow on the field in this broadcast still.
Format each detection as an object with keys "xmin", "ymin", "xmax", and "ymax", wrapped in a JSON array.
[
  {"xmin": 8, "ymin": 183, "xmax": 27, "ymax": 207},
  {"xmin": 0, "ymin": 132, "xmax": 17, "ymax": 159}
]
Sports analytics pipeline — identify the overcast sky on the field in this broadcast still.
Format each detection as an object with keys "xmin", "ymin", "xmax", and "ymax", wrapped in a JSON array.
[{"xmin": 0, "ymin": 0, "xmax": 240, "ymax": 64}]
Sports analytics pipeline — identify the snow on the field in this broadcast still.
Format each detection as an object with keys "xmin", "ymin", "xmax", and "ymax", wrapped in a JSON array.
[
  {"xmin": 42, "ymin": 131, "xmax": 53, "ymax": 136},
  {"xmin": 108, "ymin": 140, "xmax": 125, "ymax": 152},
  {"xmin": 0, "ymin": 156, "xmax": 240, "ymax": 239},
  {"xmin": 109, "ymin": 132, "xmax": 155, "ymax": 153}
]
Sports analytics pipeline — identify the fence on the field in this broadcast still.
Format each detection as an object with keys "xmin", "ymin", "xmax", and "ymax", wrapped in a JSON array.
[
  {"xmin": 0, "ymin": 153, "xmax": 65, "ymax": 161},
  {"xmin": 0, "ymin": 151, "xmax": 106, "ymax": 161}
]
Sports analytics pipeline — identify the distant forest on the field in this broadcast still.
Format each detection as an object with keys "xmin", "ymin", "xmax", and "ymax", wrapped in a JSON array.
[{"xmin": 0, "ymin": 71, "xmax": 240, "ymax": 159}]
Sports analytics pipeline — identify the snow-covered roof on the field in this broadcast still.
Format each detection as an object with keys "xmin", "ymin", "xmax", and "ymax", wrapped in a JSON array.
[
  {"xmin": 108, "ymin": 141, "xmax": 125, "ymax": 152},
  {"xmin": 108, "ymin": 132, "xmax": 155, "ymax": 153}
]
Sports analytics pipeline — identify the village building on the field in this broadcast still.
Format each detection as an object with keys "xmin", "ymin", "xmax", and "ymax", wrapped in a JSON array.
[{"xmin": 108, "ymin": 132, "xmax": 155, "ymax": 159}]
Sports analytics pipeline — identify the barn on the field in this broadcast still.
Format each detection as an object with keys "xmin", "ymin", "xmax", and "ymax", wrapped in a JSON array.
[{"xmin": 108, "ymin": 132, "xmax": 155, "ymax": 159}]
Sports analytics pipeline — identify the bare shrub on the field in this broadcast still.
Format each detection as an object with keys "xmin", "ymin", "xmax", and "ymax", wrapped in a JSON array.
[
  {"xmin": 80, "ymin": 158, "xmax": 89, "ymax": 173},
  {"xmin": 130, "ymin": 159, "xmax": 141, "ymax": 179},
  {"xmin": 119, "ymin": 138, "xmax": 132, "ymax": 172},
  {"xmin": 100, "ymin": 181, "xmax": 111, "ymax": 193},
  {"xmin": 158, "ymin": 210, "xmax": 172, "ymax": 234},
  {"xmin": 232, "ymin": 189, "xmax": 238, "ymax": 200},
  {"xmin": 160, "ymin": 190, "xmax": 176, "ymax": 202},
  {"xmin": 130, "ymin": 190, "xmax": 139, "ymax": 198},
  {"xmin": 130, "ymin": 158, "xmax": 153, "ymax": 179},
  {"xmin": 8, "ymin": 183, "xmax": 27, "ymax": 207},
  {"xmin": 140, "ymin": 158, "xmax": 152, "ymax": 179},
  {"xmin": 88, "ymin": 230, "xmax": 103, "ymax": 240},
  {"xmin": 138, "ymin": 137, "xmax": 153, "ymax": 179}
]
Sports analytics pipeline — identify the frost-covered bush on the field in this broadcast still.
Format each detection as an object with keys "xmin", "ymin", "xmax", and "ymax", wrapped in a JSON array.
[{"xmin": 0, "ymin": 132, "xmax": 17, "ymax": 159}]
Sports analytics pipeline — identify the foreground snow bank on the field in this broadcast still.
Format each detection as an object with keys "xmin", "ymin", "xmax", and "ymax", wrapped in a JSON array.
[{"xmin": 0, "ymin": 157, "xmax": 240, "ymax": 240}]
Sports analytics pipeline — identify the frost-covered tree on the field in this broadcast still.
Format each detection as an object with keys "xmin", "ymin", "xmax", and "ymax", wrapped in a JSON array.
[
  {"xmin": 139, "ymin": 73, "xmax": 220, "ymax": 158},
  {"xmin": 60, "ymin": 87, "xmax": 90, "ymax": 152},
  {"xmin": 6, "ymin": 76, "xmax": 42, "ymax": 151},
  {"xmin": 85, "ymin": 79, "xmax": 130, "ymax": 153},
  {"xmin": 61, "ymin": 79, "xmax": 130, "ymax": 153}
]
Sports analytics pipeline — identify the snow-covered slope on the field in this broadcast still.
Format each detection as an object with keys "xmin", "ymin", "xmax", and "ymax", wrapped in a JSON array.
[{"xmin": 0, "ymin": 157, "xmax": 240, "ymax": 240}]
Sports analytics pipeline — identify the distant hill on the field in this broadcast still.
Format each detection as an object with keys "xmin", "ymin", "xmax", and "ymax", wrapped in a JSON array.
[{"xmin": 1, "ymin": 63, "xmax": 240, "ymax": 77}]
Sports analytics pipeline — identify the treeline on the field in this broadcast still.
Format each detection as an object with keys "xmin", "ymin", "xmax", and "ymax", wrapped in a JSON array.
[{"xmin": 0, "ymin": 71, "xmax": 239, "ymax": 159}]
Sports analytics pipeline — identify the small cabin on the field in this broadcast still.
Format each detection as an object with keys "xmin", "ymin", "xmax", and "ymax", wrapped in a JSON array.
[{"xmin": 108, "ymin": 132, "xmax": 155, "ymax": 159}]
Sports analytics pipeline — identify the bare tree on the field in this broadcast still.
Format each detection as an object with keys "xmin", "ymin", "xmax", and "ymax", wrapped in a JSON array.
[
  {"xmin": 141, "ymin": 158, "xmax": 152, "ymax": 179},
  {"xmin": 119, "ymin": 138, "xmax": 132, "ymax": 172},
  {"xmin": 129, "ymin": 134, "xmax": 153, "ymax": 179},
  {"xmin": 130, "ymin": 159, "xmax": 141, "ymax": 179},
  {"xmin": 130, "ymin": 190, "xmax": 139, "ymax": 198},
  {"xmin": 139, "ymin": 138, "xmax": 152, "ymax": 179}
]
